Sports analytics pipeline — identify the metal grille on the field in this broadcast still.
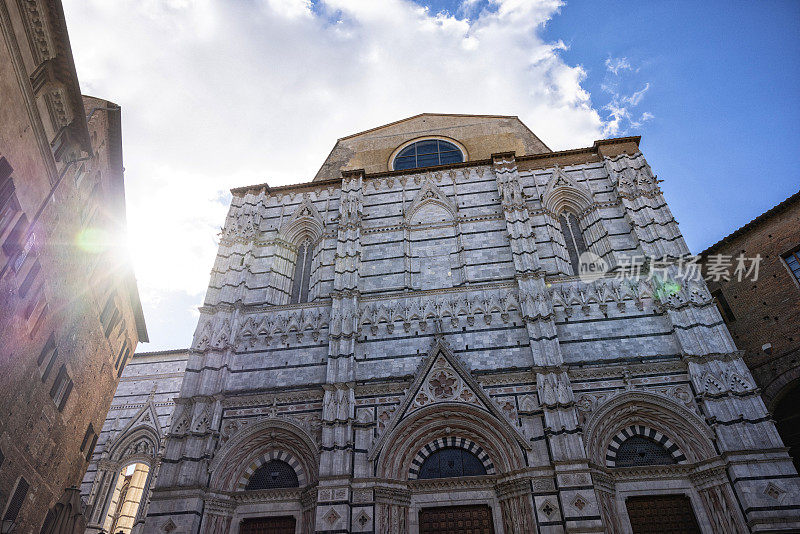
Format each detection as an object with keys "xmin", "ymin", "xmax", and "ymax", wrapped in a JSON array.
[
  {"xmin": 239, "ymin": 516, "xmax": 296, "ymax": 534},
  {"xmin": 626, "ymin": 494, "xmax": 700, "ymax": 534},
  {"xmin": 419, "ymin": 505, "xmax": 494, "ymax": 534},
  {"xmin": 3, "ymin": 477, "xmax": 29, "ymax": 522},
  {"xmin": 615, "ymin": 436, "xmax": 677, "ymax": 467},
  {"xmin": 418, "ymin": 447, "xmax": 487, "ymax": 479},
  {"xmin": 245, "ymin": 460, "xmax": 299, "ymax": 490}
]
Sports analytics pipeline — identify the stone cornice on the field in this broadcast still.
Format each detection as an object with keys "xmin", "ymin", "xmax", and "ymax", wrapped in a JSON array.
[{"xmin": 229, "ymin": 137, "xmax": 643, "ymax": 197}]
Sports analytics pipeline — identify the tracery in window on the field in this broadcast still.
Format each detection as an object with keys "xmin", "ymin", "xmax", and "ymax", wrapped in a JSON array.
[
  {"xmin": 614, "ymin": 436, "xmax": 677, "ymax": 467},
  {"xmin": 392, "ymin": 139, "xmax": 463, "ymax": 171},
  {"xmin": 417, "ymin": 447, "xmax": 487, "ymax": 479},
  {"xmin": 290, "ymin": 240, "xmax": 314, "ymax": 304},
  {"xmin": 559, "ymin": 211, "xmax": 588, "ymax": 275},
  {"xmin": 245, "ymin": 459, "xmax": 299, "ymax": 490}
]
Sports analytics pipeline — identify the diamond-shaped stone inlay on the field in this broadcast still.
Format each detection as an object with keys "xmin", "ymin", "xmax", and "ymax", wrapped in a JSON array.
[
  {"xmin": 356, "ymin": 511, "xmax": 370, "ymax": 527},
  {"xmin": 572, "ymin": 494, "xmax": 587, "ymax": 510},
  {"xmin": 163, "ymin": 519, "xmax": 177, "ymax": 533},
  {"xmin": 765, "ymin": 482, "xmax": 785, "ymax": 500},
  {"xmin": 325, "ymin": 508, "xmax": 341, "ymax": 525},
  {"xmin": 540, "ymin": 499, "xmax": 555, "ymax": 517}
]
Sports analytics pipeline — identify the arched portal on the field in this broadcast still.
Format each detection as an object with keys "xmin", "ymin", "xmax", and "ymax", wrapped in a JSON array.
[
  {"xmin": 374, "ymin": 403, "xmax": 534, "ymax": 534},
  {"xmin": 773, "ymin": 380, "xmax": 800, "ymax": 472},
  {"xmin": 584, "ymin": 392, "xmax": 747, "ymax": 533},
  {"xmin": 101, "ymin": 462, "xmax": 151, "ymax": 534},
  {"xmin": 202, "ymin": 419, "xmax": 318, "ymax": 534}
]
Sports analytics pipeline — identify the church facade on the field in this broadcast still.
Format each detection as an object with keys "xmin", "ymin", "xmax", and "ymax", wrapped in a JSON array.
[{"xmin": 141, "ymin": 114, "xmax": 800, "ymax": 533}]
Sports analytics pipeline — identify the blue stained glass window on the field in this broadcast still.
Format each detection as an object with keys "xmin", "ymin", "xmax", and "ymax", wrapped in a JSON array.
[{"xmin": 393, "ymin": 140, "xmax": 464, "ymax": 171}]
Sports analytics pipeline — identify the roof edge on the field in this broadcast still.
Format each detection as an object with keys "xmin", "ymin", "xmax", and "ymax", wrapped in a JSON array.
[
  {"xmin": 230, "ymin": 136, "xmax": 640, "ymax": 196},
  {"xmin": 133, "ymin": 348, "xmax": 189, "ymax": 358},
  {"xmin": 338, "ymin": 113, "xmax": 523, "ymax": 141},
  {"xmin": 700, "ymin": 189, "xmax": 800, "ymax": 256}
]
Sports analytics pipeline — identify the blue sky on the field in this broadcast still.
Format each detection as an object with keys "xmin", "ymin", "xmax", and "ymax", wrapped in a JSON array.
[
  {"xmin": 63, "ymin": 0, "xmax": 799, "ymax": 352},
  {"xmin": 538, "ymin": 0, "xmax": 800, "ymax": 251}
]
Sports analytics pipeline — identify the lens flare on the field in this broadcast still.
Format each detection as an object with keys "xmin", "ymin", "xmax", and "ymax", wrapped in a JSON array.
[{"xmin": 75, "ymin": 227, "xmax": 109, "ymax": 254}]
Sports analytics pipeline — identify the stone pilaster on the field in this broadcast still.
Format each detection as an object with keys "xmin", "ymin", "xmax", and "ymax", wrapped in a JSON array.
[
  {"xmin": 316, "ymin": 171, "xmax": 363, "ymax": 532},
  {"xmin": 604, "ymin": 154, "xmax": 689, "ymax": 259},
  {"xmin": 661, "ymin": 269, "xmax": 800, "ymax": 531},
  {"xmin": 142, "ymin": 307, "xmax": 237, "ymax": 531},
  {"xmin": 374, "ymin": 485, "xmax": 410, "ymax": 534},
  {"xmin": 493, "ymin": 153, "xmax": 603, "ymax": 533}
]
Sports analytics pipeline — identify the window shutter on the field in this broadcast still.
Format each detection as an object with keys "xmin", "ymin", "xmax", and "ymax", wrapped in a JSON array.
[{"xmin": 2, "ymin": 477, "xmax": 29, "ymax": 522}]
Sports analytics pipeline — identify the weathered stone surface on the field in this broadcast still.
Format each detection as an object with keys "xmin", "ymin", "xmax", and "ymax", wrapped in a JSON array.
[
  {"xmin": 129, "ymin": 116, "xmax": 799, "ymax": 533},
  {"xmin": 0, "ymin": 2, "xmax": 146, "ymax": 531}
]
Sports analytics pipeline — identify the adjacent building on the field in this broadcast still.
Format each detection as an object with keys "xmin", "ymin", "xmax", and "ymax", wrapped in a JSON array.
[
  {"xmin": 137, "ymin": 114, "xmax": 800, "ymax": 533},
  {"xmin": 0, "ymin": 0, "xmax": 147, "ymax": 531},
  {"xmin": 701, "ymin": 191, "xmax": 800, "ymax": 470},
  {"xmin": 80, "ymin": 349, "xmax": 189, "ymax": 534}
]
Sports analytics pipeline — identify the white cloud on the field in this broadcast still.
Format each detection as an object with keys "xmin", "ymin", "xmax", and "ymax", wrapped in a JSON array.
[
  {"xmin": 604, "ymin": 56, "xmax": 631, "ymax": 75},
  {"xmin": 63, "ymin": 0, "xmax": 606, "ymax": 348},
  {"xmin": 601, "ymin": 56, "xmax": 651, "ymax": 136}
]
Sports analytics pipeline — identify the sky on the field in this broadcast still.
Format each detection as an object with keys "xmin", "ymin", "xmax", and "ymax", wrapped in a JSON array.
[{"xmin": 61, "ymin": 0, "xmax": 800, "ymax": 352}]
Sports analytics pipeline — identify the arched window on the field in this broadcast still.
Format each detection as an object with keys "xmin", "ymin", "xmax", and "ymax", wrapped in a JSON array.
[
  {"xmin": 558, "ymin": 211, "xmax": 588, "ymax": 275},
  {"xmin": 290, "ymin": 240, "xmax": 313, "ymax": 304},
  {"xmin": 245, "ymin": 459, "xmax": 300, "ymax": 490},
  {"xmin": 614, "ymin": 436, "xmax": 677, "ymax": 468},
  {"xmin": 102, "ymin": 463, "xmax": 150, "ymax": 534},
  {"xmin": 393, "ymin": 139, "xmax": 463, "ymax": 171},
  {"xmin": 417, "ymin": 447, "xmax": 487, "ymax": 479},
  {"xmin": 773, "ymin": 382, "xmax": 800, "ymax": 472}
]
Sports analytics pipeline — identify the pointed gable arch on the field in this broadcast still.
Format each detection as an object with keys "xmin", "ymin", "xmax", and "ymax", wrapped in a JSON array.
[
  {"xmin": 541, "ymin": 164, "xmax": 593, "ymax": 216},
  {"xmin": 368, "ymin": 337, "xmax": 530, "ymax": 464},
  {"xmin": 105, "ymin": 399, "xmax": 162, "ymax": 464},
  {"xmin": 406, "ymin": 178, "xmax": 457, "ymax": 224},
  {"xmin": 279, "ymin": 194, "xmax": 324, "ymax": 245},
  {"xmin": 540, "ymin": 164, "xmax": 619, "ymax": 275},
  {"xmin": 584, "ymin": 391, "xmax": 717, "ymax": 467}
]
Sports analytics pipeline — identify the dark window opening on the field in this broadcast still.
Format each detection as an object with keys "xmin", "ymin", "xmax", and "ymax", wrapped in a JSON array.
[
  {"xmin": 49, "ymin": 365, "xmax": 73, "ymax": 411},
  {"xmin": 18, "ymin": 259, "xmax": 41, "ymax": 298},
  {"xmin": 615, "ymin": 436, "xmax": 677, "ymax": 467},
  {"xmin": 2, "ymin": 213, "xmax": 27, "ymax": 258},
  {"xmin": 40, "ymin": 335, "xmax": 58, "ymax": 382},
  {"xmin": 774, "ymin": 381, "xmax": 800, "ymax": 472},
  {"xmin": 711, "ymin": 289, "xmax": 736, "ymax": 323},
  {"xmin": 417, "ymin": 447, "xmax": 487, "ymax": 479},
  {"xmin": 117, "ymin": 347, "xmax": 131, "ymax": 377},
  {"xmin": 559, "ymin": 211, "xmax": 588, "ymax": 275},
  {"xmin": 245, "ymin": 460, "xmax": 299, "ymax": 490},
  {"xmin": 393, "ymin": 140, "xmax": 464, "ymax": 171},
  {"xmin": 290, "ymin": 241, "xmax": 314, "ymax": 304},
  {"xmin": 3, "ymin": 477, "xmax": 29, "ymax": 523},
  {"xmin": 81, "ymin": 424, "xmax": 99, "ymax": 460}
]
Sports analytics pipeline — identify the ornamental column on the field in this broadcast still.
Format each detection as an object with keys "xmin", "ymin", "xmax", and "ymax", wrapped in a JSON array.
[
  {"xmin": 492, "ymin": 153, "xmax": 604, "ymax": 533},
  {"xmin": 316, "ymin": 170, "xmax": 364, "ymax": 532},
  {"xmin": 659, "ymin": 267, "xmax": 800, "ymax": 531}
]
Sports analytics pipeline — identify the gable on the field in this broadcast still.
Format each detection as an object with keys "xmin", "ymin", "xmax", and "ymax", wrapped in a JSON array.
[
  {"xmin": 314, "ymin": 113, "xmax": 551, "ymax": 180},
  {"xmin": 368, "ymin": 336, "xmax": 530, "ymax": 461}
]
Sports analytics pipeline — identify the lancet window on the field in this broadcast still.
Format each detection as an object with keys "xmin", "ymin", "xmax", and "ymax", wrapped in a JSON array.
[
  {"xmin": 289, "ymin": 239, "xmax": 313, "ymax": 304},
  {"xmin": 559, "ymin": 211, "xmax": 588, "ymax": 275}
]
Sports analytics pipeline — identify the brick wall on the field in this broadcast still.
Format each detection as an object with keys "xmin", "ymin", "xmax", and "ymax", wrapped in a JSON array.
[{"xmin": 701, "ymin": 194, "xmax": 800, "ymax": 406}]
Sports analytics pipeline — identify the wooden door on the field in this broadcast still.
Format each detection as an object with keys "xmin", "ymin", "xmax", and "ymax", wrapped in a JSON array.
[
  {"xmin": 239, "ymin": 516, "xmax": 296, "ymax": 534},
  {"xmin": 419, "ymin": 504, "xmax": 494, "ymax": 534},
  {"xmin": 626, "ymin": 494, "xmax": 701, "ymax": 534}
]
